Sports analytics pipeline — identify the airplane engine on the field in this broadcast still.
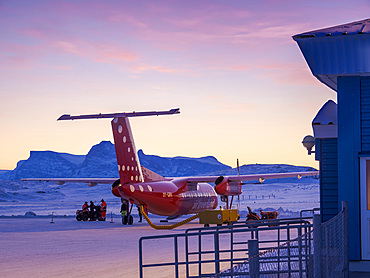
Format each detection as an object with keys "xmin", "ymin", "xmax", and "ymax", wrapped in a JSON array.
[
  {"xmin": 111, "ymin": 179, "xmax": 121, "ymax": 197},
  {"xmin": 214, "ymin": 176, "xmax": 242, "ymax": 196}
]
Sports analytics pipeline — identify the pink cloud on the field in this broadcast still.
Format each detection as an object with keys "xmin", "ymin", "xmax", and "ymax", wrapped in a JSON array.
[
  {"xmin": 21, "ymin": 28, "xmax": 46, "ymax": 39},
  {"xmin": 128, "ymin": 63, "xmax": 190, "ymax": 74},
  {"xmin": 204, "ymin": 94, "xmax": 257, "ymax": 114},
  {"xmin": 51, "ymin": 40, "xmax": 138, "ymax": 63},
  {"xmin": 224, "ymin": 65, "xmax": 252, "ymax": 71},
  {"xmin": 95, "ymin": 46, "xmax": 138, "ymax": 63},
  {"xmin": 0, "ymin": 42, "xmax": 43, "ymax": 70},
  {"xmin": 50, "ymin": 65, "xmax": 75, "ymax": 71},
  {"xmin": 52, "ymin": 41, "xmax": 81, "ymax": 55},
  {"xmin": 3, "ymin": 0, "xmax": 369, "ymax": 76},
  {"xmin": 255, "ymin": 61, "xmax": 320, "ymax": 86}
]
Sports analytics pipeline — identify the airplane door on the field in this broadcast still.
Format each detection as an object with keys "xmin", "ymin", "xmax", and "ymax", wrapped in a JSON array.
[{"xmin": 360, "ymin": 158, "xmax": 370, "ymax": 260}]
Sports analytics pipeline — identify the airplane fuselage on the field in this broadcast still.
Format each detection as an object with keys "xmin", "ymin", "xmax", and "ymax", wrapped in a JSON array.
[{"xmin": 113, "ymin": 179, "xmax": 218, "ymax": 216}]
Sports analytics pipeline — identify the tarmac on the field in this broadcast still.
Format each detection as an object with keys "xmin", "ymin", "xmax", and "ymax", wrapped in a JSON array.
[{"xmin": 0, "ymin": 216, "xmax": 204, "ymax": 278}]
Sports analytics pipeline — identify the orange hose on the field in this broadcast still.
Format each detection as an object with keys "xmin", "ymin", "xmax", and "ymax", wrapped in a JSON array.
[{"xmin": 140, "ymin": 205, "xmax": 199, "ymax": 229}]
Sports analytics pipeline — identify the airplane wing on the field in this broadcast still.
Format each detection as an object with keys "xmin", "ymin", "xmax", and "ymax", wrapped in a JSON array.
[
  {"xmin": 22, "ymin": 171, "xmax": 318, "ymax": 186},
  {"xmin": 181, "ymin": 171, "xmax": 318, "ymax": 196},
  {"xmin": 181, "ymin": 171, "xmax": 319, "ymax": 184},
  {"xmin": 21, "ymin": 178, "xmax": 117, "ymax": 186}
]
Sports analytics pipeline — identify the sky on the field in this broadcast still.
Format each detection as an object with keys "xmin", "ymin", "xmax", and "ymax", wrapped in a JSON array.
[{"xmin": 1, "ymin": 0, "xmax": 369, "ymax": 171}]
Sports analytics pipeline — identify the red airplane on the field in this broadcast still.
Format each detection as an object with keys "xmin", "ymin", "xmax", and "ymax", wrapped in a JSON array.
[{"xmin": 24, "ymin": 108, "xmax": 318, "ymax": 225}]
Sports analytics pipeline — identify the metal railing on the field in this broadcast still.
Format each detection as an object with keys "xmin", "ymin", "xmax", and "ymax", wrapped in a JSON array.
[
  {"xmin": 219, "ymin": 204, "xmax": 348, "ymax": 278},
  {"xmin": 139, "ymin": 217, "xmax": 313, "ymax": 278},
  {"xmin": 139, "ymin": 205, "xmax": 348, "ymax": 278},
  {"xmin": 219, "ymin": 230, "xmax": 314, "ymax": 277}
]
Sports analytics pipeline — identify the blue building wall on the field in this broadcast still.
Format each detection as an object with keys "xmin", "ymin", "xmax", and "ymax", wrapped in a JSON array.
[
  {"xmin": 293, "ymin": 18, "xmax": 370, "ymax": 262},
  {"xmin": 361, "ymin": 78, "xmax": 370, "ymax": 151},
  {"xmin": 337, "ymin": 76, "xmax": 362, "ymax": 260},
  {"xmin": 316, "ymin": 138, "xmax": 338, "ymax": 222}
]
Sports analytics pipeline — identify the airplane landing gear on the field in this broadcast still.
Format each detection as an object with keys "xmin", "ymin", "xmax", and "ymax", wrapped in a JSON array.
[
  {"xmin": 121, "ymin": 199, "xmax": 134, "ymax": 225},
  {"xmin": 122, "ymin": 215, "xmax": 128, "ymax": 225},
  {"xmin": 128, "ymin": 214, "xmax": 133, "ymax": 225},
  {"xmin": 121, "ymin": 214, "xmax": 134, "ymax": 225}
]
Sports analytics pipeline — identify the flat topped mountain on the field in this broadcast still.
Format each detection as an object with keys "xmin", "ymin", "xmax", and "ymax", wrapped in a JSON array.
[{"xmin": 1, "ymin": 141, "xmax": 316, "ymax": 180}]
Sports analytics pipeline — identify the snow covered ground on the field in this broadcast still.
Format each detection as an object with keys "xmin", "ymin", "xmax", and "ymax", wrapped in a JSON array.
[
  {"xmin": 0, "ymin": 177, "xmax": 319, "ymax": 218},
  {"xmin": 0, "ymin": 177, "xmax": 319, "ymax": 277},
  {"xmin": 237, "ymin": 178, "xmax": 320, "ymax": 218}
]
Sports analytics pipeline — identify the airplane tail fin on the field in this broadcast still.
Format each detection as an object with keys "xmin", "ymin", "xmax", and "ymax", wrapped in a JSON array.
[
  {"xmin": 58, "ymin": 108, "xmax": 180, "ymax": 185},
  {"xmin": 111, "ymin": 117, "xmax": 143, "ymax": 184}
]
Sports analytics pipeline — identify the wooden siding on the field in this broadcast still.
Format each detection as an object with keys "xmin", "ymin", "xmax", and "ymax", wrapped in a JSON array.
[
  {"xmin": 318, "ymin": 138, "xmax": 338, "ymax": 222},
  {"xmin": 337, "ymin": 76, "xmax": 362, "ymax": 260},
  {"xmin": 361, "ymin": 78, "xmax": 370, "ymax": 152}
]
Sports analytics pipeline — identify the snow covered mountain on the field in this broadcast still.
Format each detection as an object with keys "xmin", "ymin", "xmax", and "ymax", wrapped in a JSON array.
[
  {"xmin": 1, "ymin": 141, "xmax": 231, "ymax": 179},
  {"xmin": 0, "ymin": 141, "xmax": 316, "ymax": 180},
  {"xmin": 70, "ymin": 141, "xmax": 118, "ymax": 178},
  {"xmin": 0, "ymin": 141, "xmax": 319, "ymax": 216},
  {"xmin": 138, "ymin": 150, "xmax": 232, "ymax": 177},
  {"xmin": 4, "ymin": 151, "xmax": 85, "ymax": 180}
]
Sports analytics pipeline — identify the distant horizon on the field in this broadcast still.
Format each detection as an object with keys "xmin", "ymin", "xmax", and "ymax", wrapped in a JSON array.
[{"xmin": 0, "ymin": 140, "xmax": 317, "ymax": 172}]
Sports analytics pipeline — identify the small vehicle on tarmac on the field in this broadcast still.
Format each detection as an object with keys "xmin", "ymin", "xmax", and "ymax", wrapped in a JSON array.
[
  {"xmin": 76, "ymin": 205, "xmax": 105, "ymax": 221},
  {"xmin": 246, "ymin": 206, "xmax": 278, "ymax": 221},
  {"xmin": 246, "ymin": 206, "xmax": 278, "ymax": 227}
]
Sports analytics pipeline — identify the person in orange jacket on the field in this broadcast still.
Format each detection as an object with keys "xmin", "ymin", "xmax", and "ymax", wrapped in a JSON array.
[
  {"xmin": 100, "ymin": 199, "xmax": 107, "ymax": 221},
  {"xmin": 80, "ymin": 202, "xmax": 89, "ymax": 220},
  {"xmin": 82, "ymin": 202, "xmax": 88, "ymax": 211}
]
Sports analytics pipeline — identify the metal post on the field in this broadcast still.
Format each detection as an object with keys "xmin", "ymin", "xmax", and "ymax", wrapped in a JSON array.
[
  {"xmin": 214, "ymin": 232, "xmax": 220, "ymax": 275},
  {"xmin": 313, "ymin": 214, "xmax": 322, "ymax": 278},
  {"xmin": 230, "ymin": 229, "xmax": 234, "ymax": 275},
  {"xmin": 298, "ymin": 227, "xmax": 303, "ymax": 278},
  {"xmin": 185, "ymin": 233, "xmax": 190, "ymax": 278},
  {"xmin": 174, "ymin": 236, "xmax": 179, "ymax": 278},
  {"xmin": 287, "ymin": 226, "xmax": 291, "ymax": 277},
  {"xmin": 198, "ymin": 231, "xmax": 202, "ymax": 276},
  {"xmin": 248, "ymin": 239, "xmax": 259, "ymax": 278},
  {"xmin": 139, "ymin": 238, "xmax": 144, "ymax": 278},
  {"xmin": 278, "ymin": 228, "xmax": 281, "ymax": 275},
  {"xmin": 50, "ymin": 212, "xmax": 55, "ymax": 223}
]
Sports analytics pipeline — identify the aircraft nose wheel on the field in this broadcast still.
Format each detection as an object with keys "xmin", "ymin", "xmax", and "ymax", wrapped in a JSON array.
[
  {"xmin": 122, "ymin": 215, "xmax": 128, "ymax": 225},
  {"xmin": 122, "ymin": 214, "xmax": 134, "ymax": 225},
  {"xmin": 128, "ymin": 214, "xmax": 133, "ymax": 225}
]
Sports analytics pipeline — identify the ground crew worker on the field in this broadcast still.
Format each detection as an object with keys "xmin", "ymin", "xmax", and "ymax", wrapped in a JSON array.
[
  {"xmin": 120, "ymin": 199, "xmax": 127, "ymax": 217},
  {"xmin": 82, "ymin": 202, "xmax": 88, "ymax": 211},
  {"xmin": 137, "ymin": 205, "xmax": 142, "ymax": 222},
  {"xmin": 81, "ymin": 201, "xmax": 89, "ymax": 219},
  {"xmin": 89, "ymin": 201, "xmax": 95, "ymax": 220},
  {"xmin": 100, "ymin": 199, "xmax": 107, "ymax": 221}
]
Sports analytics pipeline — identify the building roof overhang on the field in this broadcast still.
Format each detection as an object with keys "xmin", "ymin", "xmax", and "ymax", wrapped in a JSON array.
[{"xmin": 293, "ymin": 19, "xmax": 370, "ymax": 92}]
